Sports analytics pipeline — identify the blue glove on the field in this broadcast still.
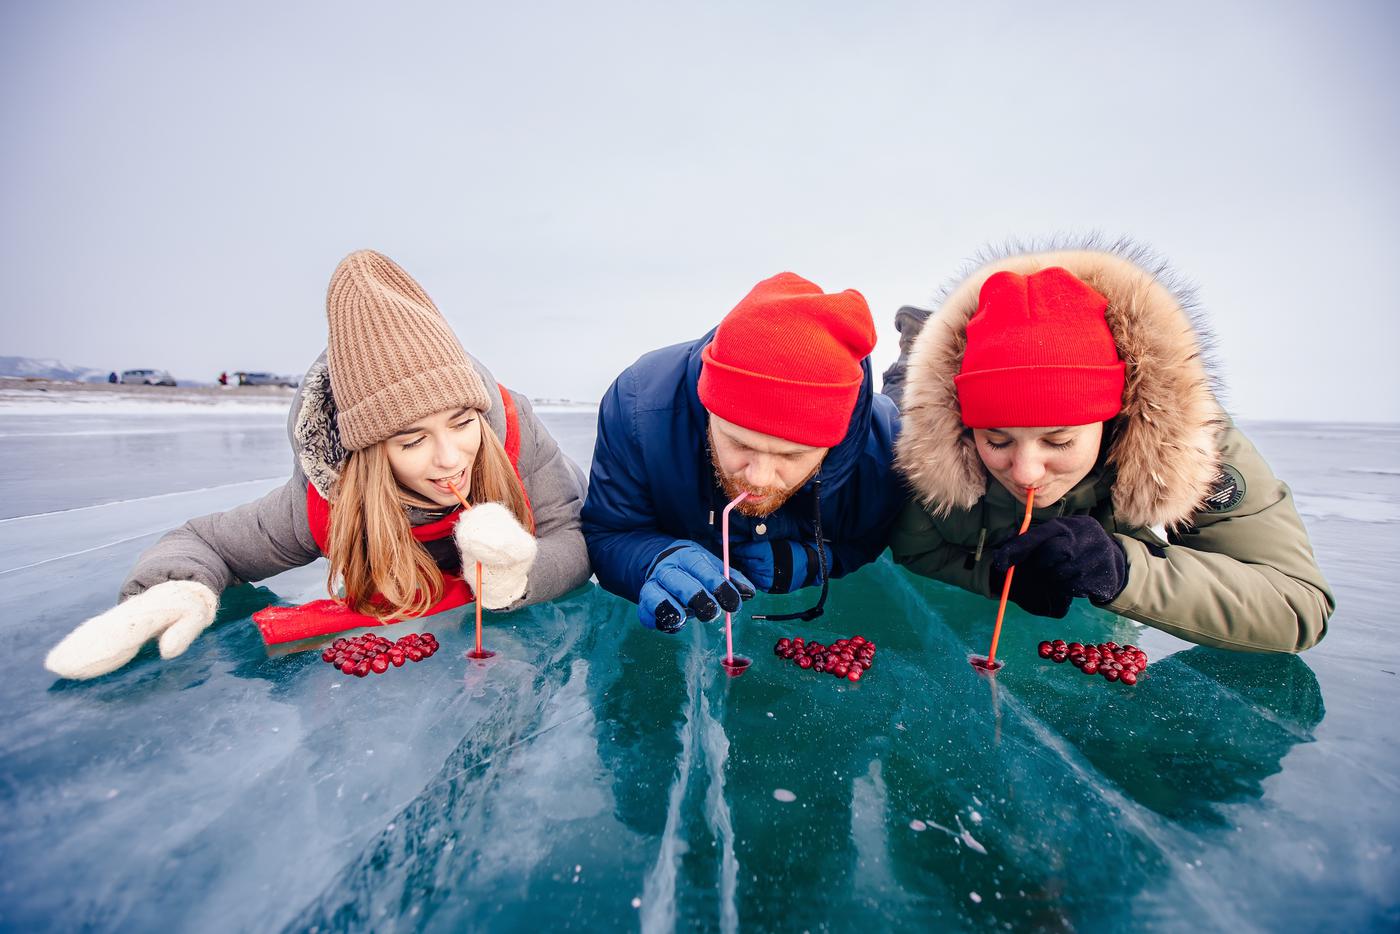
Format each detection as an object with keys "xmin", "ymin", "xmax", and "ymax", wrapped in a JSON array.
[
  {"xmin": 639, "ymin": 541, "xmax": 756, "ymax": 633},
  {"xmin": 729, "ymin": 540, "xmax": 833, "ymax": 594}
]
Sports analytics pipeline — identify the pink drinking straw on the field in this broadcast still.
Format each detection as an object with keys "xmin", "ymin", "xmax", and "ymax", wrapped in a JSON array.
[{"xmin": 720, "ymin": 491, "xmax": 750, "ymax": 665}]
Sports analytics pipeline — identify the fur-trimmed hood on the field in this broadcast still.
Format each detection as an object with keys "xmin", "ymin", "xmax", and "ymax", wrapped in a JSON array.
[
  {"xmin": 287, "ymin": 350, "xmax": 508, "ymax": 499},
  {"xmin": 895, "ymin": 237, "xmax": 1227, "ymax": 530}
]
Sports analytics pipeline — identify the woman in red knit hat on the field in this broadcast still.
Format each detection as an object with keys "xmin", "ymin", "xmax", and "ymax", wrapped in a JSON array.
[{"xmin": 887, "ymin": 240, "xmax": 1333, "ymax": 652}]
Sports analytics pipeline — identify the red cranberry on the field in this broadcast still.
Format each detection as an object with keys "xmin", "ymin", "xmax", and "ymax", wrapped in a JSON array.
[
  {"xmin": 1120, "ymin": 670, "xmax": 1138, "ymax": 685},
  {"xmin": 354, "ymin": 660, "xmax": 371, "ymax": 677},
  {"xmin": 1052, "ymin": 639, "xmax": 1067, "ymax": 650},
  {"xmin": 371, "ymin": 656, "xmax": 390, "ymax": 674},
  {"xmin": 851, "ymin": 635, "xmax": 866, "ymax": 646},
  {"xmin": 406, "ymin": 647, "xmax": 424, "ymax": 662},
  {"xmin": 321, "ymin": 649, "xmax": 337, "ymax": 663},
  {"xmin": 797, "ymin": 655, "xmax": 814, "ymax": 669},
  {"xmin": 338, "ymin": 660, "xmax": 355, "ymax": 674},
  {"xmin": 1051, "ymin": 652, "xmax": 1068, "ymax": 663},
  {"xmin": 1070, "ymin": 654, "xmax": 1086, "ymax": 667},
  {"xmin": 832, "ymin": 663, "xmax": 850, "ymax": 677},
  {"xmin": 1082, "ymin": 662, "xmax": 1100, "ymax": 675},
  {"xmin": 390, "ymin": 652, "xmax": 405, "ymax": 667},
  {"xmin": 1038, "ymin": 642, "xmax": 1054, "ymax": 658},
  {"xmin": 1102, "ymin": 668, "xmax": 1120, "ymax": 682},
  {"xmin": 847, "ymin": 667, "xmax": 863, "ymax": 682},
  {"xmin": 1068, "ymin": 642, "xmax": 1084, "ymax": 655}
]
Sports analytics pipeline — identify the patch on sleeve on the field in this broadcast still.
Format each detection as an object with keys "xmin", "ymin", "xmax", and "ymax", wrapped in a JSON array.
[{"xmin": 1202, "ymin": 464, "xmax": 1247, "ymax": 513}]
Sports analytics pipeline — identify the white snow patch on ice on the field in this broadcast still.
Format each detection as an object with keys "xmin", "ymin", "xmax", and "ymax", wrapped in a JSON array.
[{"xmin": 1294, "ymin": 493, "xmax": 1400, "ymax": 524}]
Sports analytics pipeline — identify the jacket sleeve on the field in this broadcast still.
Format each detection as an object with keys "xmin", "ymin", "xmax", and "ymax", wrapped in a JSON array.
[
  {"xmin": 889, "ymin": 499, "xmax": 997, "ymax": 596},
  {"xmin": 1103, "ymin": 423, "xmax": 1334, "ymax": 653},
  {"xmin": 580, "ymin": 374, "xmax": 675, "ymax": 603},
  {"xmin": 119, "ymin": 473, "xmax": 323, "ymax": 602},
  {"xmin": 507, "ymin": 393, "xmax": 592, "ymax": 608}
]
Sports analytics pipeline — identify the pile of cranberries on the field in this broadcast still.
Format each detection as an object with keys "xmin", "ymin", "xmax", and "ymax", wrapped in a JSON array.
[
  {"xmin": 773, "ymin": 635, "xmax": 875, "ymax": 682},
  {"xmin": 1038, "ymin": 639, "xmax": 1147, "ymax": 685},
  {"xmin": 320, "ymin": 632, "xmax": 438, "ymax": 677}
]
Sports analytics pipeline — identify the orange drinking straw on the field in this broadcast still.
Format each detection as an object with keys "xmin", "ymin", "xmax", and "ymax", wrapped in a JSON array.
[
  {"xmin": 446, "ymin": 481, "xmax": 493, "ymax": 659},
  {"xmin": 984, "ymin": 487, "xmax": 1036, "ymax": 667}
]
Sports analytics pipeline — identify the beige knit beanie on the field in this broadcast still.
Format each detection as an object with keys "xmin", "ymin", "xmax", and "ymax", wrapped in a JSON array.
[{"xmin": 326, "ymin": 250, "xmax": 491, "ymax": 451}]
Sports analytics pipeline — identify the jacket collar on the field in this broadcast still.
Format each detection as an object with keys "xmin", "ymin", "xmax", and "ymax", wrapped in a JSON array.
[{"xmin": 896, "ymin": 237, "xmax": 1226, "ymax": 530}]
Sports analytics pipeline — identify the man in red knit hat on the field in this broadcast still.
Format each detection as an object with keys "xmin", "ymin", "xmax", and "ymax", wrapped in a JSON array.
[{"xmin": 582, "ymin": 272, "xmax": 905, "ymax": 632}]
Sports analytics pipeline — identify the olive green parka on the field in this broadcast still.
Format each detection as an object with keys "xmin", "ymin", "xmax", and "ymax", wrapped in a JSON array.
[{"xmin": 888, "ymin": 241, "xmax": 1333, "ymax": 653}]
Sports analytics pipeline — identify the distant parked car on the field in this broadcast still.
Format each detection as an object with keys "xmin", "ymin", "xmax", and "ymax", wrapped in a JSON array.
[
  {"xmin": 236, "ymin": 371, "xmax": 298, "ymax": 387},
  {"xmin": 120, "ymin": 368, "xmax": 176, "ymax": 386}
]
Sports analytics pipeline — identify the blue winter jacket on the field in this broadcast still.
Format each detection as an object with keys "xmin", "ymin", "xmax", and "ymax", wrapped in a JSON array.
[{"xmin": 582, "ymin": 331, "xmax": 905, "ymax": 604}]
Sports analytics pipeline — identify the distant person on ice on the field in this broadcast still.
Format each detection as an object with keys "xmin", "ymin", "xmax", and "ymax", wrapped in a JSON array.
[
  {"xmin": 582, "ymin": 272, "xmax": 904, "ymax": 631},
  {"xmin": 46, "ymin": 250, "xmax": 591, "ymax": 679},
  {"xmin": 885, "ymin": 240, "xmax": 1333, "ymax": 652}
]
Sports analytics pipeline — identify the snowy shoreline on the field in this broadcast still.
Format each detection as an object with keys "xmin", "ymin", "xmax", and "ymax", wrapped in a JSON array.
[{"xmin": 0, "ymin": 379, "xmax": 597, "ymax": 416}]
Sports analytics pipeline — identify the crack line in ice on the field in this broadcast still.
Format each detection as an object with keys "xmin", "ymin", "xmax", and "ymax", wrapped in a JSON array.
[
  {"xmin": 0, "ymin": 531, "xmax": 164, "ymax": 575},
  {"xmin": 879, "ymin": 563, "xmax": 1256, "ymax": 930},
  {"xmin": 0, "ymin": 477, "xmax": 284, "ymax": 524},
  {"xmin": 640, "ymin": 622, "xmax": 705, "ymax": 934},
  {"xmin": 697, "ymin": 650, "xmax": 740, "ymax": 934}
]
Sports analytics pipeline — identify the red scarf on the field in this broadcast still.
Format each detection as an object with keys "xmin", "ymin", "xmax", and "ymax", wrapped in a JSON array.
[{"xmin": 254, "ymin": 385, "xmax": 530, "ymax": 644}]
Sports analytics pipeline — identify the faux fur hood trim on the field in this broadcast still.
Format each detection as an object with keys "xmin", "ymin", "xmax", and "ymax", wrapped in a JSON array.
[
  {"xmin": 895, "ymin": 236, "xmax": 1227, "ymax": 530},
  {"xmin": 290, "ymin": 352, "xmax": 507, "ymax": 499}
]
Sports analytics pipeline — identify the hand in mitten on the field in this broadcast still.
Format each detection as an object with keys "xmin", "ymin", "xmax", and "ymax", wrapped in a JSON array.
[
  {"xmin": 639, "ymin": 541, "xmax": 756, "ymax": 633},
  {"xmin": 453, "ymin": 503, "xmax": 538, "ymax": 609},
  {"xmin": 990, "ymin": 516, "xmax": 1128, "ymax": 618},
  {"xmin": 729, "ymin": 540, "xmax": 832, "ymax": 594},
  {"xmin": 45, "ymin": 580, "xmax": 219, "ymax": 680}
]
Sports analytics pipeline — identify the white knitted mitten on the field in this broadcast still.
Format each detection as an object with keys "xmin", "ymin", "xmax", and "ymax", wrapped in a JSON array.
[
  {"xmin": 454, "ymin": 503, "xmax": 538, "ymax": 610},
  {"xmin": 45, "ymin": 580, "xmax": 219, "ymax": 680}
]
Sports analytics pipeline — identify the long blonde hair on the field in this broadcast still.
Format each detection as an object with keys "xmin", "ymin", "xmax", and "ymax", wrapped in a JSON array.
[{"xmin": 326, "ymin": 417, "xmax": 532, "ymax": 619}]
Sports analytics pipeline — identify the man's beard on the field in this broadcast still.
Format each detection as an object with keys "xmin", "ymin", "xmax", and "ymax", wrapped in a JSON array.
[{"xmin": 708, "ymin": 429, "xmax": 822, "ymax": 517}]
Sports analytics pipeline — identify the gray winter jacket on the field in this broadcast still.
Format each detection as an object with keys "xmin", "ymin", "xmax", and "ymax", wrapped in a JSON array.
[{"xmin": 120, "ymin": 353, "xmax": 591, "ymax": 611}]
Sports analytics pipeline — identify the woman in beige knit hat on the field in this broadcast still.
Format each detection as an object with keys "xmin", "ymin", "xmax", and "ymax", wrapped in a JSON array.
[{"xmin": 45, "ymin": 250, "xmax": 592, "ymax": 679}]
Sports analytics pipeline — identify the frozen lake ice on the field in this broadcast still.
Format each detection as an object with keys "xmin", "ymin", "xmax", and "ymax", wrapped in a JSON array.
[{"xmin": 1, "ymin": 401, "xmax": 1396, "ymax": 931}]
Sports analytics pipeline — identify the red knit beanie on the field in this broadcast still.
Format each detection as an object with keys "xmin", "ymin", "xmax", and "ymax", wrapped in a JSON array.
[
  {"xmin": 698, "ymin": 272, "xmax": 875, "ymax": 448},
  {"xmin": 955, "ymin": 267, "xmax": 1126, "ymax": 428}
]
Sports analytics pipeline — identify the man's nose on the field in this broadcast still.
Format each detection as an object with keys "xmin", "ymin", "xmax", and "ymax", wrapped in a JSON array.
[{"xmin": 744, "ymin": 457, "xmax": 778, "ymax": 490}]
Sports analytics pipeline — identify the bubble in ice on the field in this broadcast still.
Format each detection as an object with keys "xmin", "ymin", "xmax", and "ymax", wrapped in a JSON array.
[
  {"xmin": 969, "ymin": 892, "xmax": 982, "ymax": 904},
  {"xmin": 909, "ymin": 819, "xmax": 927, "ymax": 832},
  {"xmin": 631, "ymin": 897, "xmax": 642, "ymax": 909},
  {"xmin": 772, "ymin": 788, "xmax": 797, "ymax": 803}
]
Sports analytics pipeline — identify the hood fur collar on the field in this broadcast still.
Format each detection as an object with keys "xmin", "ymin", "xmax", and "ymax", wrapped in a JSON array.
[
  {"xmin": 896, "ymin": 236, "xmax": 1227, "ymax": 530},
  {"xmin": 290, "ymin": 354, "xmax": 507, "ymax": 499}
]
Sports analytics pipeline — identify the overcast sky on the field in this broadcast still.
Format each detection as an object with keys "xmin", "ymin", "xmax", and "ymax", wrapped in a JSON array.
[{"xmin": 3, "ymin": 0, "xmax": 1397, "ymax": 421}]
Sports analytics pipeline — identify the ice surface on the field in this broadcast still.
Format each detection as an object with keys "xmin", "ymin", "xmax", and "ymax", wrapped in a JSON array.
[{"xmin": 1, "ymin": 410, "xmax": 1397, "ymax": 931}]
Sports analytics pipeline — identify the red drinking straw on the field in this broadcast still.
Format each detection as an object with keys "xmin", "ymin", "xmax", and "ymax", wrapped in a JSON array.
[
  {"xmin": 983, "ymin": 487, "xmax": 1036, "ymax": 668},
  {"xmin": 720, "ymin": 491, "xmax": 750, "ymax": 666},
  {"xmin": 447, "ymin": 481, "xmax": 494, "ymax": 659}
]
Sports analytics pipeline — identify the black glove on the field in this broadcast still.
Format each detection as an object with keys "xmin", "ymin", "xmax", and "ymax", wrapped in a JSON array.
[{"xmin": 990, "ymin": 516, "xmax": 1128, "ymax": 619}]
